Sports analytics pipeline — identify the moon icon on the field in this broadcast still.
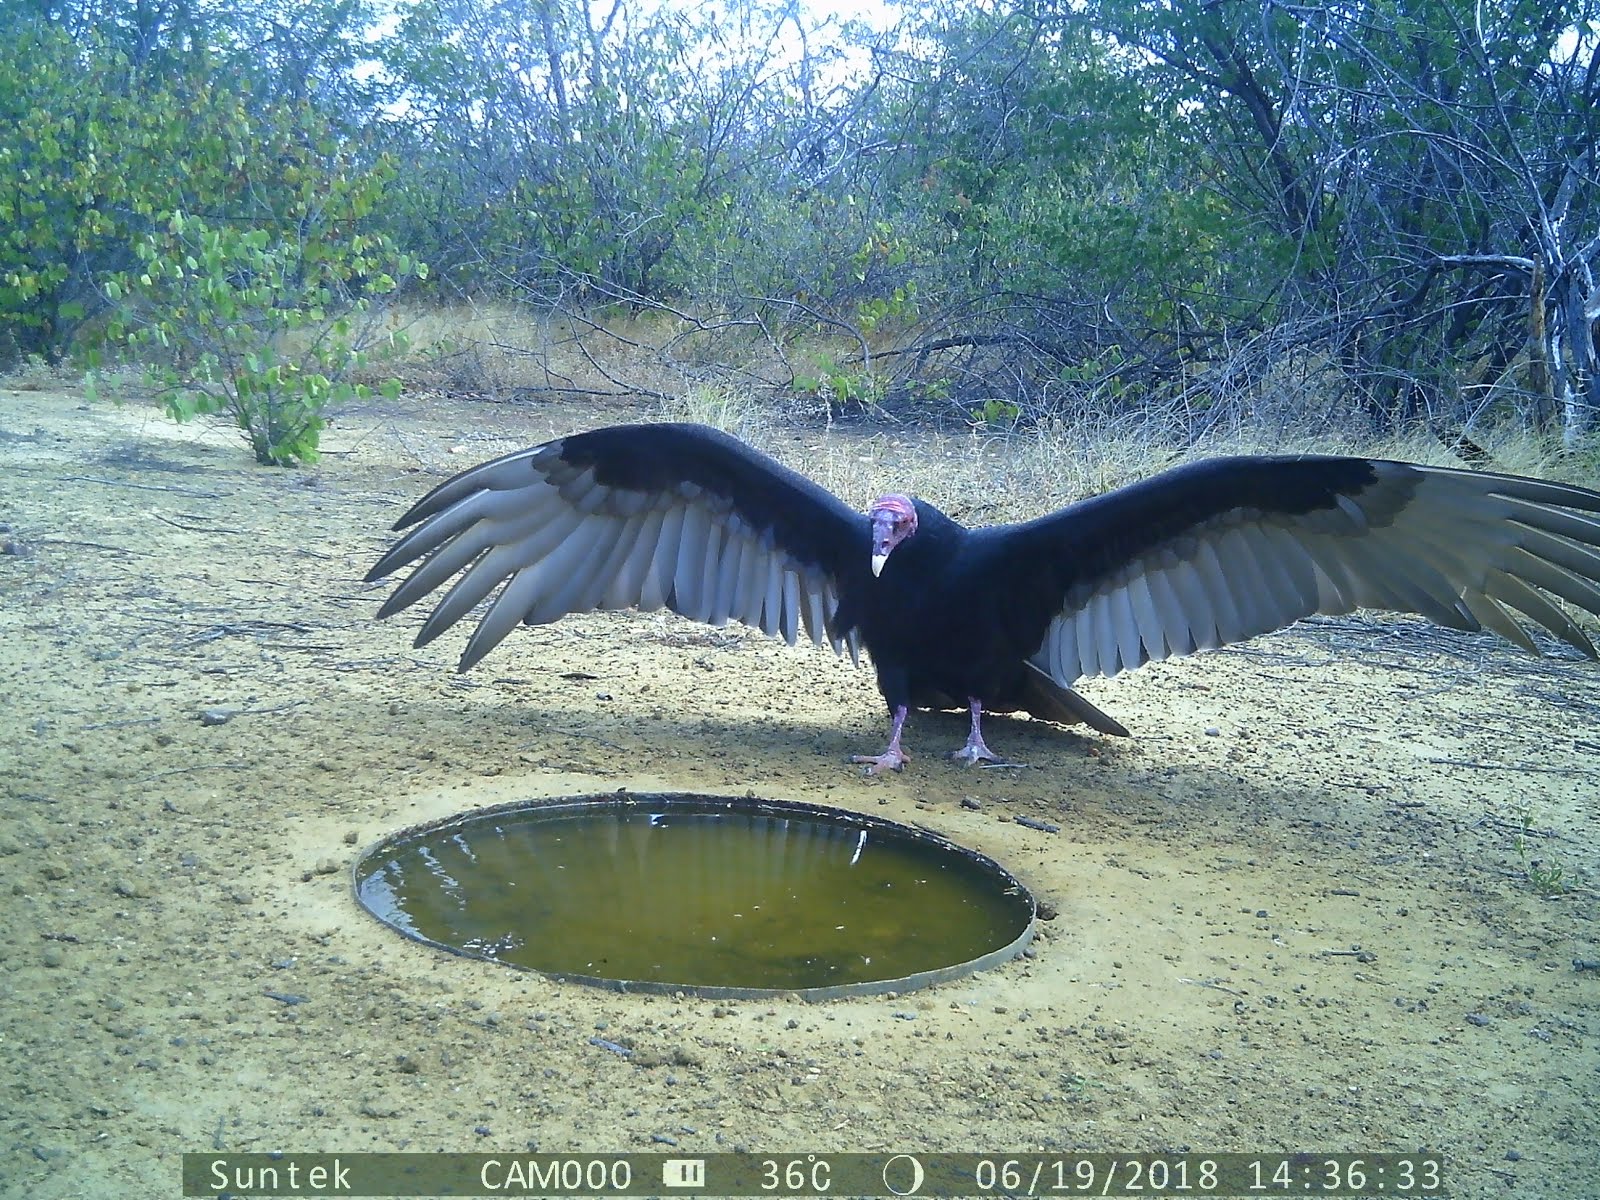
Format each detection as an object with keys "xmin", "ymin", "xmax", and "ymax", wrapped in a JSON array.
[{"xmin": 882, "ymin": 1155, "xmax": 925, "ymax": 1195}]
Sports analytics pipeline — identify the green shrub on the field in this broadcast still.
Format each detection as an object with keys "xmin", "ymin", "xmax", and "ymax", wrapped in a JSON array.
[{"xmin": 99, "ymin": 206, "xmax": 425, "ymax": 465}]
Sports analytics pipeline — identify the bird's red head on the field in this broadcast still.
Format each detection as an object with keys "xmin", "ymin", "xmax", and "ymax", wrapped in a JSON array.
[{"xmin": 868, "ymin": 494, "xmax": 917, "ymax": 577}]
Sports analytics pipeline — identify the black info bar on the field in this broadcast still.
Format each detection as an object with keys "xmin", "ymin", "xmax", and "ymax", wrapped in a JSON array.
[{"xmin": 184, "ymin": 1151, "xmax": 1446, "ymax": 1196}]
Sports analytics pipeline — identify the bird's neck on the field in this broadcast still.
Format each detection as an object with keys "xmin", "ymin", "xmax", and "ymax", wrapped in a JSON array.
[{"xmin": 882, "ymin": 501, "xmax": 965, "ymax": 579}]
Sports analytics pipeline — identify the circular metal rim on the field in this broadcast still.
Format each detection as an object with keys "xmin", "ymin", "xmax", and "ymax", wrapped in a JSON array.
[{"xmin": 352, "ymin": 791, "xmax": 1038, "ymax": 1000}]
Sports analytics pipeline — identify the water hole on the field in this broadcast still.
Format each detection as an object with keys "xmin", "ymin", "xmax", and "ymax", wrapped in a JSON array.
[{"xmin": 354, "ymin": 793, "xmax": 1037, "ymax": 999}]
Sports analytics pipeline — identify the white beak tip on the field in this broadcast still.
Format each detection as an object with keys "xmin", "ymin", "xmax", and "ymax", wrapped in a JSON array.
[{"xmin": 870, "ymin": 553, "xmax": 888, "ymax": 577}]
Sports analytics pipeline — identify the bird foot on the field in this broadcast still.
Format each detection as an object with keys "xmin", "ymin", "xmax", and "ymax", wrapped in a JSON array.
[
  {"xmin": 949, "ymin": 741, "xmax": 1004, "ymax": 766},
  {"xmin": 852, "ymin": 747, "xmax": 910, "ymax": 775}
]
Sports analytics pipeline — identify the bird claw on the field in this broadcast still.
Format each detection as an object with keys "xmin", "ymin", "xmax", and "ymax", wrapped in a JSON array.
[
  {"xmin": 852, "ymin": 748, "xmax": 909, "ymax": 776},
  {"xmin": 949, "ymin": 740, "xmax": 1002, "ymax": 766}
]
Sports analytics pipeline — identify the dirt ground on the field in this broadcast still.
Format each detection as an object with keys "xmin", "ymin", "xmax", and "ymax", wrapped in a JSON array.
[{"xmin": 1, "ymin": 382, "xmax": 1596, "ymax": 1200}]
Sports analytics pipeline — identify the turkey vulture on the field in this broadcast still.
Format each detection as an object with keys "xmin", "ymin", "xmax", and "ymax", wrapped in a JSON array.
[{"xmin": 366, "ymin": 423, "xmax": 1600, "ymax": 773}]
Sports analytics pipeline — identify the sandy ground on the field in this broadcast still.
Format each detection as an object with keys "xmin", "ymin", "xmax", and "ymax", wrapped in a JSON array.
[{"xmin": 1, "ymin": 383, "xmax": 1597, "ymax": 1200}]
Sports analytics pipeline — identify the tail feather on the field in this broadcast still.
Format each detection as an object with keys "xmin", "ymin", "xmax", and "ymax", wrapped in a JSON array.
[
  {"xmin": 909, "ymin": 667, "xmax": 1131, "ymax": 737},
  {"xmin": 1020, "ymin": 663, "xmax": 1131, "ymax": 736}
]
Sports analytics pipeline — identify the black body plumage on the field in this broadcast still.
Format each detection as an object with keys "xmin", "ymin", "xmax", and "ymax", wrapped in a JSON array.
[{"xmin": 367, "ymin": 422, "xmax": 1600, "ymax": 766}]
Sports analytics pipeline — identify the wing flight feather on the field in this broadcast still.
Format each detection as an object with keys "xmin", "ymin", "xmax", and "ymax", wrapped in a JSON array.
[
  {"xmin": 366, "ymin": 424, "xmax": 869, "ymax": 671},
  {"xmin": 1024, "ymin": 458, "xmax": 1600, "ymax": 686}
]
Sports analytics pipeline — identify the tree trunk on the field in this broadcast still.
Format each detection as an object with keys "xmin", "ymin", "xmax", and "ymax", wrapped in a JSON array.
[
  {"xmin": 1560, "ymin": 277, "xmax": 1599, "ymax": 451},
  {"xmin": 1527, "ymin": 254, "xmax": 1554, "ymax": 429}
]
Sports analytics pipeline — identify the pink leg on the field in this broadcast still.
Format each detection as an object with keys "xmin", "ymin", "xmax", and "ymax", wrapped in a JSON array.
[
  {"xmin": 852, "ymin": 705, "xmax": 911, "ymax": 775},
  {"xmin": 950, "ymin": 698, "xmax": 1001, "ymax": 765}
]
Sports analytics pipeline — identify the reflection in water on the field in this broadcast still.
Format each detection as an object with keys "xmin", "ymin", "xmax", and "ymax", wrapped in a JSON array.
[{"xmin": 356, "ymin": 799, "xmax": 1033, "ymax": 991}]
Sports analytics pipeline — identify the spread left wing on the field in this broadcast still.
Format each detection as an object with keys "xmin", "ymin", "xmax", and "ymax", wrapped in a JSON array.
[
  {"xmin": 987, "ymin": 456, "xmax": 1600, "ymax": 684},
  {"xmin": 366, "ymin": 423, "xmax": 869, "ymax": 670}
]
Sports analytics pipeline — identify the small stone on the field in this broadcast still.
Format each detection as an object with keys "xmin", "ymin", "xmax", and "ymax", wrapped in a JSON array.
[
  {"xmin": 314, "ymin": 858, "xmax": 339, "ymax": 876},
  {"xmin": 1204, "ymin": 726, "xmax": 1221, "ymax": 737},
  {"xmin": 343, "ymin": 830, "xmax": 359, "ymax": 845},
  {"xmin": 42, "ymin": 946, "xmax": 65, "ymax": 968},
  {"xmin": 960, "ymin": 796, "xmax": 983, "ymax": 810},
  {"xmin": 1466, "ymin": 1012, "xmax": 1492, "ymax": 1027},
  {"xmin": 198, "ymin": 707, "xmax": 236, "ymax": 727},
  {"xmin": 42, "ymin": 864, "xmax": 68, "ymax": 881},
  {"xmin": 229, "ymin": 889, "xmax": 253, "ymax": 904}
]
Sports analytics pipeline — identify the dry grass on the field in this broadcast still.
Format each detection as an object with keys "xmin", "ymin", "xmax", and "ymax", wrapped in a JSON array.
[
  {"xmin": 387, "ymin": 300, "xmax": 804, "ymax": 401},
  {"xmin": 657, "ymin": 382, "xmax": 787, "ymax": 443},
  {"xmin": 351, "ymin": 301, "xmax": 1600, "ymax": 508},
  {"xmin": 684, "ymin": 403, "xmax": 1595, "ymax": 528}
]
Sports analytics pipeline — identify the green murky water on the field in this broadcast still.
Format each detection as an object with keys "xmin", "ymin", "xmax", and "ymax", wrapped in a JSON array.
[{"xmin": 355, "ymin": 797, "xmax": 1035, "ymax": 994}]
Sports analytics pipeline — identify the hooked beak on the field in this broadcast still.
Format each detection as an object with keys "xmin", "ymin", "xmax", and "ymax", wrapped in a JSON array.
[
  {"xmin": 868, "ymin": 494, "xmax": 916, "ymax": 579},
  {"xmin": 870, "ymin": 513, "xmax": 900, "ymax": 577}
]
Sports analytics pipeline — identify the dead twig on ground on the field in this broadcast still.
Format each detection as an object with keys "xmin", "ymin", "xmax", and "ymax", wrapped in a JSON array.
[
  {"xmin": 1428, "ymin": 757, "xmax": 1590, "ymax": 778},
  {"xmin": 154, "ymin": 514, "xmax": 248, "ymax": 534},
  {"xmin": 59, "ymin": 474, "xmax": 222, "ymax": 498},
  {"xmin": 35, "ymin": 538, "xmax": 153, "ymax": 557}
]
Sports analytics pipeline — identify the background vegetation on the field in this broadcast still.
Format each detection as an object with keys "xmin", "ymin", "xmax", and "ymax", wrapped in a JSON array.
[{"xmin": 3, "ymin": 0, "xmax": 1597, "ymax": 461}]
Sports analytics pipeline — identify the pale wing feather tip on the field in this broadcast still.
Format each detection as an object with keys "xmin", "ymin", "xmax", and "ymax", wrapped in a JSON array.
[
  {"xmin": 1036, "ymin": 463, "xmax": 1600, "ymax": 685},
  {"xmin": 372, "ymin": 457, "xmax": 858, "ymax": 669}
]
